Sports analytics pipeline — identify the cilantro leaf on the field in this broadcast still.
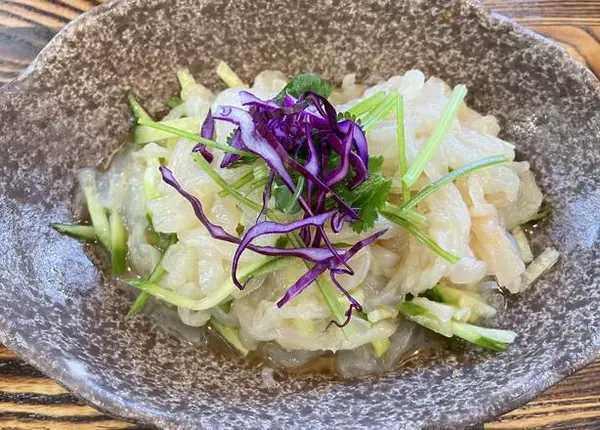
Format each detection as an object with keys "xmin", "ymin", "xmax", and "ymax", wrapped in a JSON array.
[
  {"xmin": 337, "ymin": 172, "xmax": 391, "ymax": 233},
  {"xmin": 336, "ymin": 111, "xmax": 361, "ymax": 124},
  {"xmin": 324, "ymin": 155, "xmax": 390, "ymax": 233},
  {"xmin": 368, "ymin": 155, "xmax": 384, "ymax": 173},
  {"xmin": 276, "ymin": 73, "xmax": 333, "ymax": 103}
]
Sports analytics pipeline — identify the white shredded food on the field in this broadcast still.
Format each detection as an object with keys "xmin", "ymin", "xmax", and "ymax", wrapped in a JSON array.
[{"xmin": 84, "ymin": 69, "xmax": 558, "ymax": 376}]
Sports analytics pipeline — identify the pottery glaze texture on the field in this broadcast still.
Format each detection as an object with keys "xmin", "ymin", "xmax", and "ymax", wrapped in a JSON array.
[{"xmin": 0, "ymin": 0, "xmax": 599, "ymax": 429}]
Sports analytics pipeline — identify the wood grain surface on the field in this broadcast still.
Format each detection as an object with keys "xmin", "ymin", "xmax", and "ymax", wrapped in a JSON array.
[{"xmin": 1, "ymin": 1, "xmax": 600, "ymax": 428}]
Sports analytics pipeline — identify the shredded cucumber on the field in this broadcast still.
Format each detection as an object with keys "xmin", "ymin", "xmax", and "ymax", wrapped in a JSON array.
[
  {"xmin": 81, "ymin": 179, "xmax": 111, "ymax": 250},
  {"xmin": 367, "ymin": 306, "xmax": 399, "ymax": 323},
  {"xmin": 521, "ymin": 247, "xmax": 560, "ymax": 290},
  {"xmin": 400, "ymin": 297, "xmax": 516, "ymax": 351},
  {"xmin": 400, "ymin": 300, "xmax": 453, "ymax": 337},
  {"xmin": 109, "ymin": 210, "xmax": 128, "ymax": 275},
  {"xmin": 511, "ymin": 225, "xmax": 534, "ymax": 263},
  {"xmin": 216, "ymin": 61, "xmax": 248, "ymax": 88},
  {"xmin": 127, "ymin": 235, "xmax": 176, "ymax": 318},
  {"xmin": 129, "ymin": 257, "xmax": 290, "ymax": 311},
  {"xmin": 209, "ymin": 318, "xmax": 249, "ymax": 356},
  {"xmin": 127, "ymin": 92, "xmax": 151, "ymax": 121},
  {"xmin": 176, "ymin": 68, "xmax": 197, "ymax": 96},
  {"xmin": 450, "ymin": 321, "xmax": 516, "ymax": 352},
  {"xmin": 51, "ymin": 224, "xmax": 96, "ymax": 241},
  {"xmin": 143, "ymin": 158, "xmax": 162, "ymax": 202},
  {"xmin": 371, "ymin": 337, "xmax": 391, "ymax": 358},
  {"xmin": 429, "ymin": 285, "xmax": 497, "ymax": 323}
]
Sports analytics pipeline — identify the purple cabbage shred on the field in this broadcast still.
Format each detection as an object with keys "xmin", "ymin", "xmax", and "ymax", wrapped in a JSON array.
[
  {"xmin": 192, "ymin": 110, "xmax": 215, "ymax": 163},
  {"xmin": 161, "ymin": 88, "xmax": 386, "ymax": 327}
]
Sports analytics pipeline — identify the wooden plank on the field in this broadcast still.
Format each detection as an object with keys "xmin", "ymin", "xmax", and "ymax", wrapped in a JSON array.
[
  {"xmin": 0, "ymin": 3, "xmax": 69, "ymax": 29},
  {"xmin": 0, "ymin": 376, "xmax": 68, "ymax": 395},
  {"xmin": 0, "ymin": 417, "xmax": 142, "ymax": 429}
]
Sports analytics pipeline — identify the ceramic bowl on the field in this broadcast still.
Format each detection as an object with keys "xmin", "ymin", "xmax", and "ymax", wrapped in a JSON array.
[{"xmin": 1, "ymin": 0, "xmax": 599, "ymax": 428}]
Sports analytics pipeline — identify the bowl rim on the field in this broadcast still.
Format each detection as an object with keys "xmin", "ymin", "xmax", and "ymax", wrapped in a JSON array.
[{"xmin": 1, "ymin": 0, "xmax": 600, "ymax": 428}]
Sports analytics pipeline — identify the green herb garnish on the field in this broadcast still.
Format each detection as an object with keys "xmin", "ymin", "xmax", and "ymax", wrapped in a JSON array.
[
  {"xmin": 276, "ymin": 73, "xmax": 333, "ymax": 103},
  {"xmin": 137, "ymin": 118, "xmax": 253, "ymax": 157},
  {"xmin": 379, "ymin": 207, "xmax": 459, "ymax": 263},
  {"xmin": 396, "ymin": 94, "xmax": 409, "ymax": 201},
  {"xmin": 361, "ymin": 93, "xmax": 397, "ymax": 132},
  {"xmin": 346, "ymin": 91, "xmax": 386, "ymax": 118},
  {"xmin": 403, "ymin": 85, "xmax": 467, "ymax": 187},
  {"xmin": 336, "ymin": 172, "xmax": 391, "ymax": 233},
  {"xmin": 399, "ymin": 155, "xmax": 508, "ymax": 213},
  {"xmin": 274, "ymin": 177, "xmax": 305, "ymax": 214}
]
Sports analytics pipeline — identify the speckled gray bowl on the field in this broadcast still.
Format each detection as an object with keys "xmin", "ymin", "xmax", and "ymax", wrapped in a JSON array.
[{"xmin": 1, "ymin": 0, "xmax": 599, "ymax": 428}]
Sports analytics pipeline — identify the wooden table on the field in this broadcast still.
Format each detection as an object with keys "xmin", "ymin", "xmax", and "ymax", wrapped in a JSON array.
[{"xmin": 1, "ymin": 1, "xmax": 600, "ymax": 428}]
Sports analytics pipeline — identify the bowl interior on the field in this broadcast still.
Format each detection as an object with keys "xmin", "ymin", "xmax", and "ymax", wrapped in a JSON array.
[{"xmin": 1, "ymin": 0, "xmax": 600, "ymax": 428}]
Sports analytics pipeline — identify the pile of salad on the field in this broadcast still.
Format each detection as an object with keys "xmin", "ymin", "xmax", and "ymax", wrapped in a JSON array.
[{"xmin": 53, "ymin": 62, "xmax": 558, "ymax": 376}]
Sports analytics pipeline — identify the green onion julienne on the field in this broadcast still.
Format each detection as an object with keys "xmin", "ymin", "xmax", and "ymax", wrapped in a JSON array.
[
  {"xmin": 284, "ymin": 176, "xmax": 305, "ymax": 213},
  {"xmin": 379, "ymin": 208, "xmax": 460, "ymax": 264},
  {"xmin": 218, "ymin": 169, "xmax": 255, "ymax": 197},
  {"xmin": 398, "ymin": 155, "xmax": 508, "ymax": 213},
  {"xmin": 347, "ymin": 91, "xmax": 387, "ymax": 117},
  {"xmin": 361, "ymin": 93, "xmax": 397, "ymax": 132},
  {"xmin": 137, "ymin": 117, "xmax": 253, "ymax": 157},
  {"xmin": 403, "ymin": 85, "xmax": 467, "ymax": 187},
  {"xmin": 384, "ymin": 203, "xmax": 428, "ymax": 228},
  {"xmin": 396, "ymin": 94, "xmax": 410, "ymax": 202}
]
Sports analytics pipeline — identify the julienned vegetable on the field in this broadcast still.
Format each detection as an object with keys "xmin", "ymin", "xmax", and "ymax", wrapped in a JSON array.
[
  {"xmin": 216, "ymin": 61, "xmax": 248, "ymax": 89},
  {"xmin": 51, "ymin": 223, "xmax": 96, "ymax": 241},
  {"xmin": 402, "ymin": 85, "xmax": 467, "ymax": 187},
  {"xmin": 52, "ymin": 65, "xmax": 559, "ymax": 370}
]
